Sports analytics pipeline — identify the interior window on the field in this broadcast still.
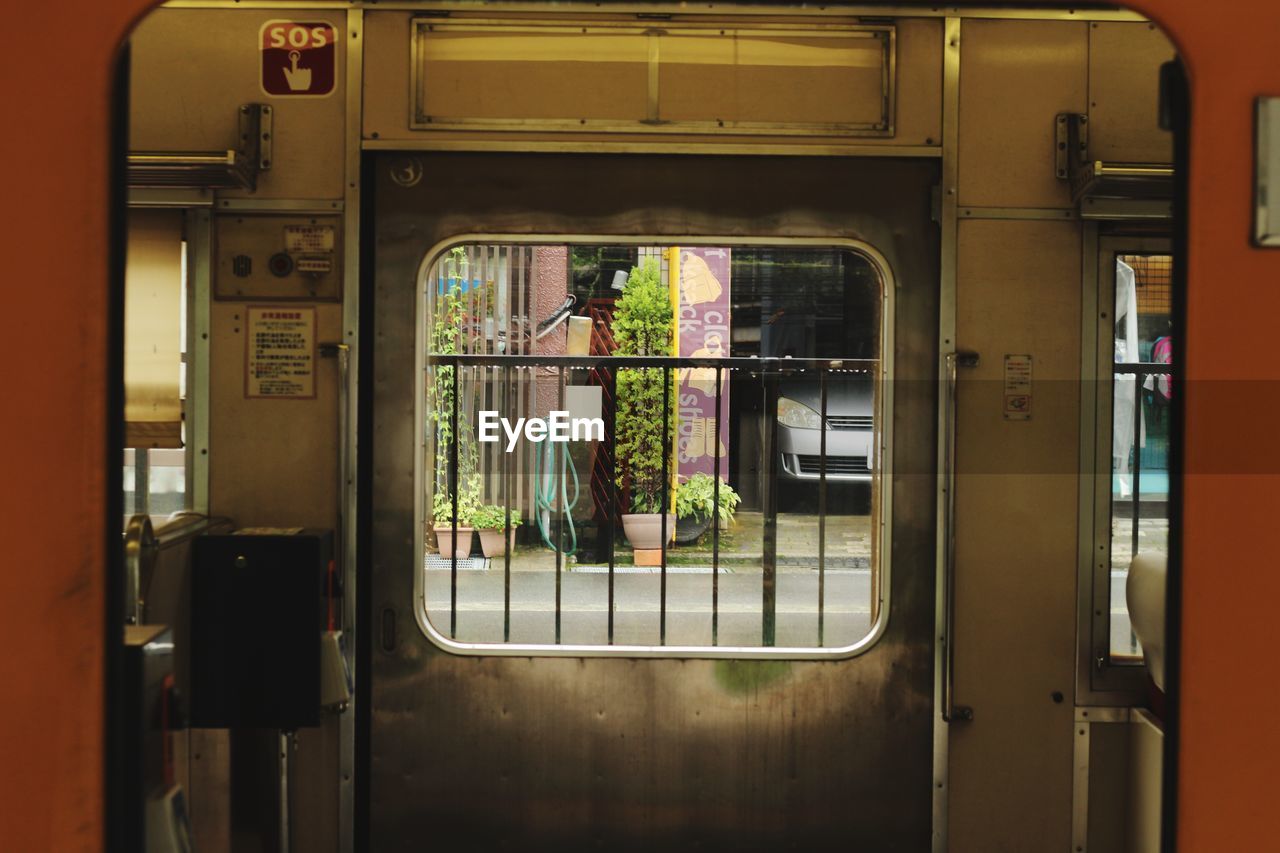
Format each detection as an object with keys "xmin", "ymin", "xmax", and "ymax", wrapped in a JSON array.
[
  {"xmin": 1109, "ymin": 253, "xmax": 1173, "ymax": 659},
  {"xmin": 419, "ymin": 241, "xmax": 888, "ymax": 654}
]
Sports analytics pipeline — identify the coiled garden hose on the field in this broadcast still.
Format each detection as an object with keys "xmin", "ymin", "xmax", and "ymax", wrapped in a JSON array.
[{"xmin": 534, "ymin": 437, "xmax": 579, "ymax": 556}]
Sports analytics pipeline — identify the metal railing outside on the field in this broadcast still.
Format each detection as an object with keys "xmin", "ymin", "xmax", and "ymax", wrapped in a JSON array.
[{"xmin": 426, "ymin": 353, "xmax": 881, "ymax": 651}]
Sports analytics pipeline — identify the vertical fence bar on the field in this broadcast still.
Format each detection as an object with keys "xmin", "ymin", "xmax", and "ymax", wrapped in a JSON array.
[
  {"xmin": 554, "ymin": 365, "xmax": 564, "ymax": 644},
  {"xmin": 503, "ymin": 364, "xmax": 513, "ymax": 643},
  {"xmin": 449, "ymin": 360, "xmax": 459, "ymax": 640},
  {"xmin": 819, "ymin": 366, "xmax": 828, "ymax": 647},
  {"xmin": 660, "ymin": 365, "xmax": 670, "ymax": 646},
  {"xmin": 761, "ymin": 368, "xmax": 779, "ymax": 647},
  {"xmin": 608, "ymin": 364, "xmax": 618, "ymax": 645},
  {"xmin": 712, "ymin": 365, "xmax": 722, "ymax": 647}
]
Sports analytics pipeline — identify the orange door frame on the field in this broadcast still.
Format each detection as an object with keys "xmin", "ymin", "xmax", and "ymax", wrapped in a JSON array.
[{"xmin": 1, "ymin": 2, "xmax": 1276, "ymax": 850}]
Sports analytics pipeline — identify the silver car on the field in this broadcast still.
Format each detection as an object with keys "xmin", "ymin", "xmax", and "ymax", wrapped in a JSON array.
[{"xmin": 775, "ymin": 378, "xmax": 876, "ymax": 483}]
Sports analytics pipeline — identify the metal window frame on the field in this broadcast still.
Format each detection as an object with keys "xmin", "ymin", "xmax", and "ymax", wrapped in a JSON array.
[
  {"xmin": 162, "ymin": 1, "xmax": 1148, "ymax": 23},
  {"xmin": 1076, "ymin": 230, "xmax": 1169, "ymax": 703},
  {"xmin": 411, "ymin": 234, "xmax": 896, "ymax": 660},
  {"xmin": 409, "ymin": 17, "xmax": 896, "ymax": 138}
]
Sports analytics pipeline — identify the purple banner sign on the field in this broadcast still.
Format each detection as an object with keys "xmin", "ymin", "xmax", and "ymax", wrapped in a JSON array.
[{"xmin": 676, "ymin": 247, "xmax": 731, "ymax": 480}]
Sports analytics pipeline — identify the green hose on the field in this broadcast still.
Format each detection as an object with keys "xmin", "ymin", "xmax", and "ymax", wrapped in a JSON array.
[{"xmin": 534, "ymin": 438, "xmax": 579, "ymax": 556}]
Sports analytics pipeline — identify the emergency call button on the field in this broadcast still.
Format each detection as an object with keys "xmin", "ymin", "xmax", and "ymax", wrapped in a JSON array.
[{"xmin": 260, "ymin": 21, "xmax": 336, "ymax": 98}]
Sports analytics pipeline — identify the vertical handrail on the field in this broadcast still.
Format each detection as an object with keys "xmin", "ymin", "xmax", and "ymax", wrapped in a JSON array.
[{"xmin": 941, "ymin": 351, "xmax": 973, "ymax": 722}]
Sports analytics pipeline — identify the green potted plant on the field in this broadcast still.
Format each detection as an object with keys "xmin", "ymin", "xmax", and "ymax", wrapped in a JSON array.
[
  {"xmin": 428, "ymin": 247, "xmax": 482, "ymax": 559},
  {"xmin": 432, "ymin": 479, "xmax": 479, "ymax": 559},
  {"xmin": 614, "ymin": 260, "xmax": 677, "ymax": 556},
  {"xmin": 472, "ymin": 504, "xmax": 522, "ymax": 558},
  {"xmin": 674, "ymin": 473, "xmax": 741, "ymax": 544}
]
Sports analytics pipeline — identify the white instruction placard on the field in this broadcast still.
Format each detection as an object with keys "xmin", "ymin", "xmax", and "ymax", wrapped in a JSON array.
[
  {"xmin": 245, "ymin": 306, "xmax": 316, "ymax": 399},
  {"xmin": 1003, "ymin": 354, "xmax": 1032, "ymax": 420}
]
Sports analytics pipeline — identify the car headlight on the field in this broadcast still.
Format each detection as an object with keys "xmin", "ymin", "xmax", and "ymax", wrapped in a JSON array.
[{"xmin": 777, "ymin": 397, "xmax": 822, "ymax": 429}]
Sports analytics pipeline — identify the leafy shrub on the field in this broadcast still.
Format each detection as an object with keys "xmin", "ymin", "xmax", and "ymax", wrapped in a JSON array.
[
  {"xmin": 675, "ymin": 473, "xmax": 740, "ymax": 525},
  {"xmin": 432, "ymin": 476, "xmax": 481, "ymax": 526},
  {"xmin": 613, "ymin": 260, "xmax": 677, "ymax": 514},
  {"xmin": 471, "ymin": 504, "xmax": 522, "ymax": 531}
]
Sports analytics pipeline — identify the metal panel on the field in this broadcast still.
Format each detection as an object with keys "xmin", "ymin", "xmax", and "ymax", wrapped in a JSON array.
[
  {"xmin": 958, "ymin": 19, "xmax": 1088, "ymax": 209},
  {"xmin": 1087, "ymin": 22, "xmax": 1176, "ymax": 165},
  {"xmin": 186, "ymin": 209, "xmax": 213, "ymax": 514},
  {"xmin": 129, "ymin": 8, "xmax": 347, "ymax": 200},
  {"xmin": 370, "ymin": 153, "xmax": 939, "ymax": 849},
  {"xmin": 214, "ymin": 213, "xmax": 344, "ymax": 301},
  {"xmin": 208, "ymin": 300, "xmax": 343, "ymax": 528},
  {"xmin": 933, "ymin": 16, "xmax": 961, "ymax": 853},
  {"xmin": 949, "ymin": 219, "xmax": 1082, "ymax": 851}
]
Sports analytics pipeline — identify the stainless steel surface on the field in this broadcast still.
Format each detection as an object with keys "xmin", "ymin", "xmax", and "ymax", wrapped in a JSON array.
[
  {"xmin": 370, "ymin": 152, "xmax": 939, "ymax": 848},
  {"xmin": 1072, "ymin": 714, "xmax": 1091, "ymax": 852},
  {"xmin": 940, "ymin": 350, "xmax": 977, "ymax": 725},
  {"xmin": 129, "ymin": 188, "xmax": 215, "ymax": 208},
  {"xmin": 960, "ymin": 206, "xmax": 1078, "ymax": 220},
  {"xmin": 1079, "ymin": 197, "xmax": 1173, "ymax": 221},
  {"xmin": 364, "ymin": 137, "xmax": 943, "ymax": 157},
  {"xmin": 215, "ymin": 198, "xmax": 345, "ymax": 213},
  {"xmin": 339, "ymin": 12, "xmax": 363, "ymax": 852},
  {"xmin": 123, "ymin": 514, "xmax": 156, "ymax": 624},
  {"xmin": 186, "ymin": 208, "xmax": 212, "ymax": 515}
]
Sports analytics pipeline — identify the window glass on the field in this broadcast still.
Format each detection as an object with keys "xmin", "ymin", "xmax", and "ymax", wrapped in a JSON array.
[
  {"xmin": 420, "ymin": 242, "xmax": 887, "ymax": 654},
  {"xmin": 1109, "ymin": 253, "xmax": 1173, "ymax": 659}
]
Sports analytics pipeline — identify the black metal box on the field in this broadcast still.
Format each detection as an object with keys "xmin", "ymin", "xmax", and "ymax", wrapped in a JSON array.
[{"xmin": 190, "ymin": 529, "xmax": 331, "ymax": 729}]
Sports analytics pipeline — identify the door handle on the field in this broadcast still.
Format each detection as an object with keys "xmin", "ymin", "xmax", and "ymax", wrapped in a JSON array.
[{"xmin": 942, "ymin": 350, "xmax": 978, "ymax": 723}]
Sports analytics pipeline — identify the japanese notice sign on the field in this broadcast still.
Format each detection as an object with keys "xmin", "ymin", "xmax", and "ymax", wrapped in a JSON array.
[
  {"xmin": 283, "ymin": 225, "xmax": 336, "ymax": 253},
  {"xmin": 260, "ymin": 21, "xmax": 336, "ymax": 98},
  {"xmin": 676, "ymin": 248, "xmax": 731, "ymax": 478},
  {"xmin": 1003, "ymin": 354, "xmax": 1033, "ymax": 420},
  {"xmin": 246, "ymin": 306, "xmax": 316, "ymax": 399}
]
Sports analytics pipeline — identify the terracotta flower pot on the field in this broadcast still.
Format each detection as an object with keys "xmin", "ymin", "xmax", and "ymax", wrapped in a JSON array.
[
  {"xmin": 621, "ymin": 513, "xmax": 677, "ymax": 550},
  {"xmin": 477, "ymin": 527, "xmax": 517, "ymax": 559},
  {"xmin": 434, "ymin": 525, "xmax": 474, "ymax": 559}
]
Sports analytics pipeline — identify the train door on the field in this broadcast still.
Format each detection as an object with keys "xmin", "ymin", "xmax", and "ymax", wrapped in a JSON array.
[{"xmin": 366, "ymin": 153, "xmax": 941, "ymax": 849}]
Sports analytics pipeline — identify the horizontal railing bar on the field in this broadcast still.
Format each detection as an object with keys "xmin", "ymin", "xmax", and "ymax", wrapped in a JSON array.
[
  {"xmin": 427, "ymin": 353, "xmax": 879, "ymax": 371},
  {"xmin": 1112, "ymin": 363, "xmax": 1174, "ymax": 377}
]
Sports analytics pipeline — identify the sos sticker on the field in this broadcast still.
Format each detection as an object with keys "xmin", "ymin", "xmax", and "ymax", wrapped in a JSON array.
[{"xmin": 260, "ymin": 21, "xmax": 336, "ymax": 97}]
